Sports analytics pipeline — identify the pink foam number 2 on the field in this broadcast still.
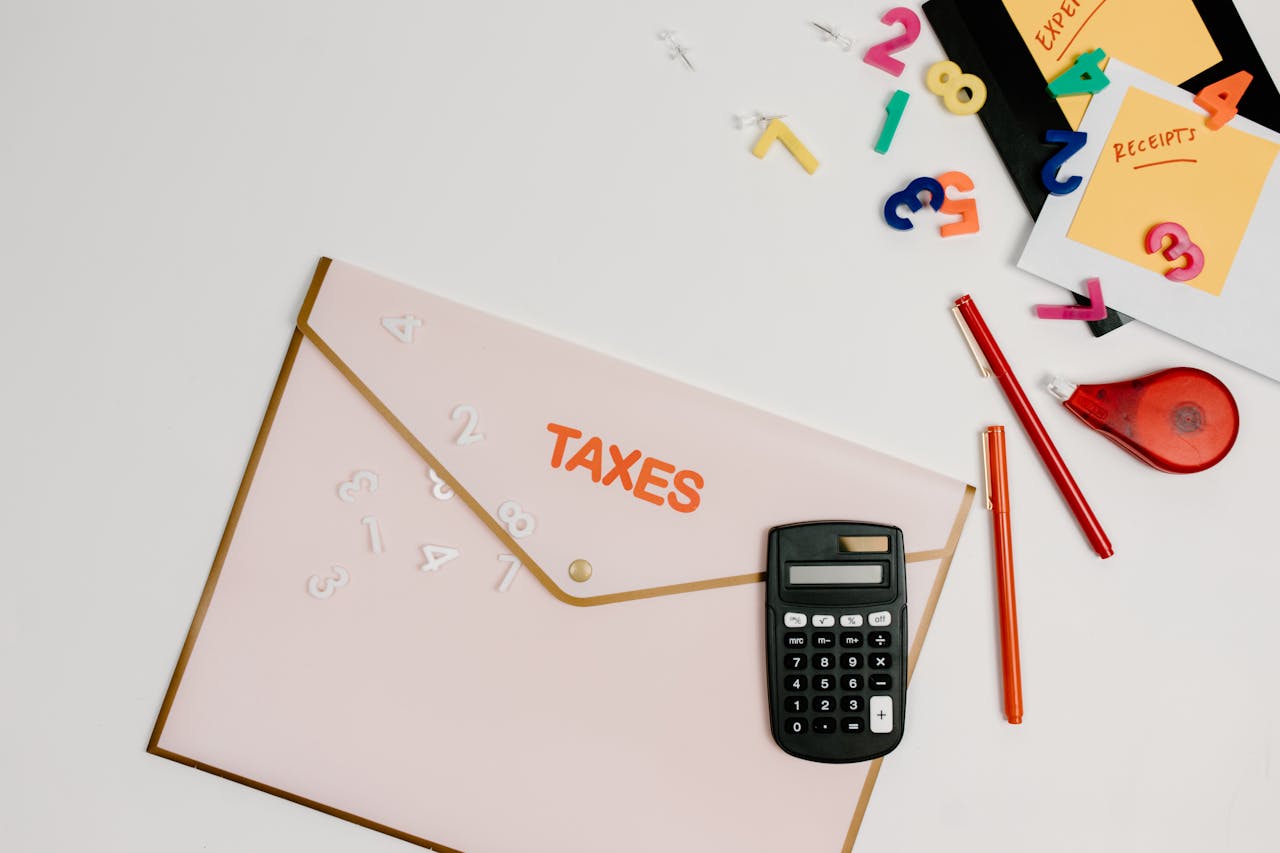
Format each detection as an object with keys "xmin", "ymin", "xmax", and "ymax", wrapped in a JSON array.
[
  {"xmin": 864, "ymin": 7, "xmax": 921, "ymax": 77},
  {"xmin": 1036, "ymin": 278, "xmax": 1107, "ymax": 321},
  {"xmin": 1145, "ymin": 222, "xmax": 1205, "ymax": 282}
]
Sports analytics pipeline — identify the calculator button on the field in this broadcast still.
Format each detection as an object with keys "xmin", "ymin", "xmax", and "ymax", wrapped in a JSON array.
[
  {"xmin": 785, "ymin": 674, "xmax": 808, "ymax": 692},
  {"xmin": 840, "ymin": 614, "xmax": 864, "ymax": 628},
  {"xmin": 812, "ymin": 653, "xmax": 835, "ymax": 670},
  {"xmin": 841, "ymin": 695, "xmax": 864, "ymax": 713},
  {"xmin": 869, "ymin": 653, "xmax": 892, "ymax": 670},
  {"xmin": 869, "ymin": 696, "xmax": 893, "ymax": 733},
  {"xmin": 869, "ymin": 611, "xmax": 892, "ymax": 627},
  {"xmin": 812, "ymin": 632, "xmax": 835, "ymax": 649},
  {"xmin": 784, "ymin": 612, "xmax": 807, "ymax": 628},
  {"xmin": 869, "ymin": 674, "xmax": 892, "ymax": 691},
  {"xmin": 812, "ymin": 696, "xmax": 836, "ymax": 714},
  {"xmin": 784, "ymin": 653, "xmax": 807, "ymax": 670},
  {"xmin": 841, "ymin": 717, "xmax": 866, "ymax": 734},
  {"xmin": 812, "ymin": 615, "xmax": 835, "ymax": 628},
  {"xmin": 813, "ymin": 717, "xmax": 837, "ymax": 734},
  {"xmin": 785, "ymin": 718, "xmax": 808, "ymax": 735},
  {"xmin": 841, "ymin": 653, "xmax": 863, "ymax": 670},
  {"xmin": 784, "ymin": 696, "xmax": 808, "ymax": 713},
  {"xmin": 840, "ymin": 632, "xmax": 864, "ymax": 648},
  {"xmin": 784, "ymin": 632, "xmax": 808, "ymax": 649},
  {"xmin": 868, "ymin": 631, "xmax": 892, "ymax": 648},
  {"xmin": 812, "ymin": 674, "xmax": 835, "ymax": 692}
]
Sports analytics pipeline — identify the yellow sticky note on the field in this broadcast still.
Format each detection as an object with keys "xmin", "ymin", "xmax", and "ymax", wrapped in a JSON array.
[
  {"xmin": 1067, "ymin": 88, "xmax": 1279, "ymax": 296},
  {"xmin": 1002, "ymin": 0, "xmax": 1221, "ymax": 128}
]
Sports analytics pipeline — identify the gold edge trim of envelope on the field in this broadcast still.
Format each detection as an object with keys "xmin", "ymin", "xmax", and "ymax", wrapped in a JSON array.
[{"xmin": 150, "ymin": 257, "xmax": 977, "ymax": 851}]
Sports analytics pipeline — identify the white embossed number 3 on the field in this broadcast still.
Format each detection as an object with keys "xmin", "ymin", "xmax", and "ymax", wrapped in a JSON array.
[
  {"xmin": 381, "ymin": 314, "xmax": 422, "ymax": 344},
  {"xmin": 307, "ymin": 565, "xmax": 350, "ymax": 600},
  {"xmin": 427, "ymin": 468, "xmax": 454, "ymax": 500},
  {"xmin": 337, "ymin": 470, "xmax": 379, "ymax": 502},
  {"xmin": 452, "ymin": 404, "xmax": 485, "ymax": 445}
]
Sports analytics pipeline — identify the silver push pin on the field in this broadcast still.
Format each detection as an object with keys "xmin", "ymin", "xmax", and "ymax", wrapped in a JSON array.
[
  {"xmin": 657, "ymin": 29, "xmax": 695, "ymax": 71},
  {"xmin": 810, "ymin": 21, "xmax": 853, "ymax": 52},
  {"xmin": 732, "ymin": 111, "xmax": 787, "ymax": 131}
]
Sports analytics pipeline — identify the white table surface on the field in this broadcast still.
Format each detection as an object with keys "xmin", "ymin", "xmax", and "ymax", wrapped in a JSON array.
[{"xmin": 3, "ymin": 1, "xmax": 1277, "ymax": 850}]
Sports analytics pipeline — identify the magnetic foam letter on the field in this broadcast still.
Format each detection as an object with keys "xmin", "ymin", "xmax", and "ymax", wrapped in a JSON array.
[
  {"xmin": 1194, "ymin": 71, "xmax": 1253, "ymax": 130},
  {"xmin": 1041, "ymin": 129, "xmax": 1088, "ymax": 195},
  {"xmin": 1047, "ymin": 49, "xmax": 1109, "ymax": 98},
  {"xmin": 1036, "ymin": 278, "xmax": 1107, "ymax": 321},
  {"xmin": 752, "ymin": 118, "xmax": 819, "ymax": 174},
  {"xmin": 875, "ymin": 90, "xmax": 910, "ymax": 155}
]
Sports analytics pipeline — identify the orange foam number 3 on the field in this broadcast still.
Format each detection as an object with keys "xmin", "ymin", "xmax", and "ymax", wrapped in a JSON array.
[
  {"xmin": 936, "ymin": 171, "xmax": 979, "ymax": 237},
  {"xmin": 1194, "ymin": 71, "xmax": 1253, "ymax": 130}
]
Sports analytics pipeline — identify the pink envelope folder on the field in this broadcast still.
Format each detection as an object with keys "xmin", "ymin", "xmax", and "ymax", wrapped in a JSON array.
[{"xmin": 150, "ymin": 258, "xmax": 974, "ymax": 852}]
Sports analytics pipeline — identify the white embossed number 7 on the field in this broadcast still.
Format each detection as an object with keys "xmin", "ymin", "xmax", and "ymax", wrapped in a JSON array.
[
  {"xmin": 751, "ymin": 119, "xmax": 819, "ymax": 175},
  {"xmin": 496, "ymin": 554, "xmax": 522, "ymax": 592}
]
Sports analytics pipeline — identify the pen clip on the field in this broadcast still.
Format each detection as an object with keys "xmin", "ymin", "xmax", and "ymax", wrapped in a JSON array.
[
  {"xmin": 981, "ymin": 431, "xmax": 993, "ymax": 511},
  {"xmin": 952, "ymin": 306, "xmax": 993, "ymax": 379}
]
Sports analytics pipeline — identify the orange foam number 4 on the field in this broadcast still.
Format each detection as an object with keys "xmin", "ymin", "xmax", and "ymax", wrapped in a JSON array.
[
  {"xmin": 937, "ymin": 171, "xmax": 979, "ymax": 237},
  {"xmin": 1194, "ymin": 71, "xmax": 1253, "ymax": 130}
]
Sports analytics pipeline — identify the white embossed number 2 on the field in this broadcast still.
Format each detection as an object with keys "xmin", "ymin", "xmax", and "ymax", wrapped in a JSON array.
[
  {"xmin": 451, "ymin": 404, "xmax": 485, "ymax": 445},
  {"xmin": 381, "ymin": 314, "xmax": 422, "ymax": 344}
]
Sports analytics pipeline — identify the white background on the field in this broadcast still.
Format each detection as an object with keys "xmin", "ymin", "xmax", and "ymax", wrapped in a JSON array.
[{"xmin": 2, "ymin": 1, "xmax": 1277, "ymax": 851}]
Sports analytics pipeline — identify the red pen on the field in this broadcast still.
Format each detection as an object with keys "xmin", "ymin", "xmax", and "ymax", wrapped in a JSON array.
[
  {"xmin": 953, "ymin": 295, "xmax": 1113, "ymax": 559},
  {"xmin": 984, "ymin": 426, "xmax": 1022, "ymax": 724}
]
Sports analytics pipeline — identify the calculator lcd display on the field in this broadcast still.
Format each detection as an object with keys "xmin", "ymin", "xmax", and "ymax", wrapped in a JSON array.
[{"xmin": 788, "ymin": 563, "xmax": 885, "ymax": 585}]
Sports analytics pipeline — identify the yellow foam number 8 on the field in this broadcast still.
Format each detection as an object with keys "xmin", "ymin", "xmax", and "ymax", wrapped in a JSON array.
[{"xmin": 926, "ymin": 61, "xmax": 987, "ymax": 116}]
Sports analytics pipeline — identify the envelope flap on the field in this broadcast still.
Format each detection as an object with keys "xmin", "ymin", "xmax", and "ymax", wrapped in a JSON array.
[{"xmin": 299, "ymin": 259, "xmax": 971, "ymax": 605}]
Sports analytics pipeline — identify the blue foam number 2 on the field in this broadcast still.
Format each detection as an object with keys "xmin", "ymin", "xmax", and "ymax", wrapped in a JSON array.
[
  {"xmin": 883, "ymin": 177, "xmax": 945, "ymax": 230},
  {"xmin": 1041, "ymin": 129, "xmax": 1088, "ymax": 195}
]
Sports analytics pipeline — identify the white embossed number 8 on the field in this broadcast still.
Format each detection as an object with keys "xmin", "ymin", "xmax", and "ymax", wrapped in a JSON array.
[
  {"xmin": 307, "ymin": 565, "xmax": 350, "ymax": 600},
  {"xmin": 497, "ymin": 500, "xmax": 536, "ymax": 538},
  {"xmin": 451, "ymin": 404, "xmax": 485, "ymax": 445},
  {"xmin": 427, "ymin": 468, "xmax": 454, "ymax": 500}
]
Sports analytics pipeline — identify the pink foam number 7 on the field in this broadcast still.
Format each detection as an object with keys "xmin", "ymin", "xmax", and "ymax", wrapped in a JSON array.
[
  {"xmin": 1036, "ymin": 278, "xmax": 1107, "ymax": 321},
  {"xmin": 864, "ymin": 7, "xmax": 921, "ymax": 77},
  {"xmin": 1145, "ymin": 222, "xmax": 1205, "ymax": 282}
]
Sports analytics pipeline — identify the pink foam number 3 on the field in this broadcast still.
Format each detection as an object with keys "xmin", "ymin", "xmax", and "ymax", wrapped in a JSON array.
[
  {"xmin": 1145, "ymin": 222, "xmax": 1205, "ymax": 282},
  {"xmin": 1036, "ymin": 278, "xmax": 1107, "ymax": 321},
  {"xmin": 863, "ymin": 7, "xmax": 921, "ymax": 77}
]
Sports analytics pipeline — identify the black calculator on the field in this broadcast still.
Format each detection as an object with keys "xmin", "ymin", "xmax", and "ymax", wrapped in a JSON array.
[{"xmin": 766, "ymin": 521, "xmax": 908, "ymax": 763}]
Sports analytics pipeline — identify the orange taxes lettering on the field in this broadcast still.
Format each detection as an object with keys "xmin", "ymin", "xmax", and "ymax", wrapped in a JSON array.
[{"xmin": 546, "ymin": 423, "xmax": 704, "ymax": 513}]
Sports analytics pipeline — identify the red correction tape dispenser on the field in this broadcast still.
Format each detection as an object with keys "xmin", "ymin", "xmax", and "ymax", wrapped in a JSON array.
[{"xmin": 1046, "ymin": 368, "xmax": 1239, "ymax": 474}]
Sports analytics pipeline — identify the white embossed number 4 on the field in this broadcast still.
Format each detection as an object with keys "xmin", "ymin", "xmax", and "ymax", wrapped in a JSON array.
[
  {"xmin": 381, "ymin": 314, "xmax": 422, "ymax": 344},
  {"xmin": 420, "ymin": 544, "xmax": 460, "ymax": 573}
]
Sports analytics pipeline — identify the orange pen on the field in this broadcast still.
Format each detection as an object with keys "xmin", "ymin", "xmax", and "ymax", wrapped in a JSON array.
[{"xmin": 984, "ymin": 426, "xmax": 1023, "ymax": 725}]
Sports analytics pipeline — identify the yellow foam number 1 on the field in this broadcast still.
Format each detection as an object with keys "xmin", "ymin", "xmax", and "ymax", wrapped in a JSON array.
[
  {"xmin": 926, "ymin": 61, "xmax": 987, "ymax": 116},
  {"xmin": 752, "ymin": 118, "xmax": 819, "ymax": 175}
]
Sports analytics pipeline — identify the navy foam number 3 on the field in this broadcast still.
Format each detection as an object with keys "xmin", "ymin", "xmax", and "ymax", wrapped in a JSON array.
[
  {"xmin": 1041, "ymin": 130, "xmax": 1088, "ymax": 195},
  {"xmin": 883, "ymin": 177, "xmax": 945, "ymax": 231}
]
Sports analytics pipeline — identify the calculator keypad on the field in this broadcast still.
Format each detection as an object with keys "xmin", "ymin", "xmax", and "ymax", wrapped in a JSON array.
[{"xmin": 773, "ymin": 609, "xmax": 901, "ymax": 746}]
